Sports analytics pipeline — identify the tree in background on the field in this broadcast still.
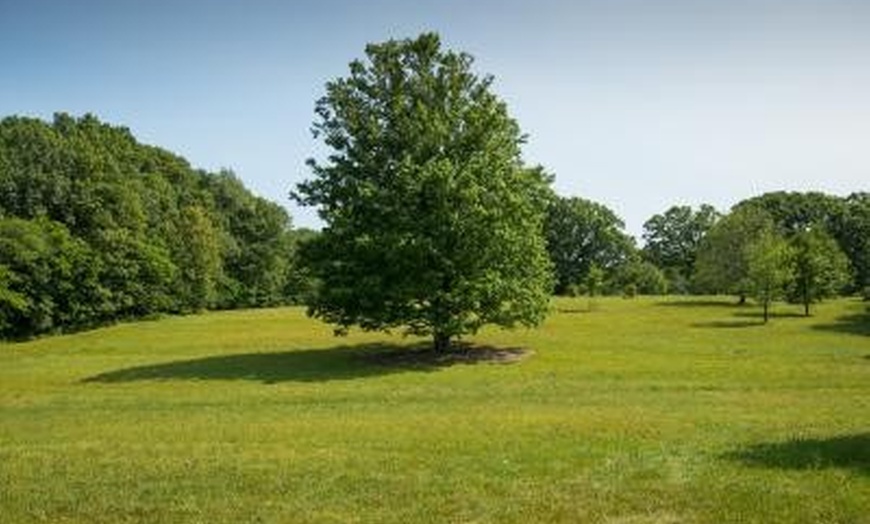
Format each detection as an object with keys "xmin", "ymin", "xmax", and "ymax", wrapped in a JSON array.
[
  {"xmin": 693, "ymin": 206, "xmax": 775, "ymax": 303},
  {"xmin": 0, "ymin": 217, "xmax": 103, "ymax": 337},
  {"xmin": 294, "ymin": 33, "xmax": 553, "ymax": 352},
  {"xmin": 545, "ymin": 196, "xmax": 635, "ymax": 295},
  {"xmin": 746, "ymin": 229, "xmax": 794, "ymax": 323},
  {"xmin": 735, "ymin": 191, "xmax": 869, "ymax": 294},
  {"xmin": 611, "ymin": 257, "xmax": 669, "ymax": 296},
  {"xmin": 734, "ymin": 191, "xmax": 843, "ymax": 235},
  {"xmin": 176, "ymin": 205, "xmax": 222, "ymax": 311},
  {"xmin": 832, "ymin": 193, "xmax": 870, "ymax": 297},
  {"xmin": 642, "ymin": 204, "xmax": 719, "ymax": 293},
  {"xmin": 788, "ymin": 227, "xmax": 850, "ymax": 316},
  {"xmin": 282, "ymin": 227, "xmax": 320, "ymax": 304},
  {"xmin": 0, "ymin": 113, "xmax": 304, "ymax": 338}
]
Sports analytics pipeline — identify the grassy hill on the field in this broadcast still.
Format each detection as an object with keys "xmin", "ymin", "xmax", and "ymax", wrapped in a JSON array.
[{"xmin": 1, "ymin": 297, "xmax": 868, "ymax": 523}]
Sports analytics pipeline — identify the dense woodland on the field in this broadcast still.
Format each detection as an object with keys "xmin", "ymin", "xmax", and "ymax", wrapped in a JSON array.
[
  {"xmin": 0, "ymin": 113, "xmax": 310, "ymax": 338},
  {"xmin": 1, "ymin": 112, "xmax": 867, "ymax": 339}
]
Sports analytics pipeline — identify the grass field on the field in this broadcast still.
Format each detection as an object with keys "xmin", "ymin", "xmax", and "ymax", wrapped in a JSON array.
[{"xmin": 1, "ymin": 296, "xmax": 869, "ymax": 523}]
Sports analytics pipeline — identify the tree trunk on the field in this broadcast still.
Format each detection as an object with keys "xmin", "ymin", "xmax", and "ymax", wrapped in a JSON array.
[
  {"xmin": 763, "ymin": 300, "xmax": 769, "ymax": 323},
  {"xmin": 804, "ymin": 300, "xmax": 810, "ymax": 317},
  {"xmin": 433, "ymin": 332, "xmax": 451, "ymax": 353},
  {"xmin": 738, "ymin": 294, "xmax": 746, "ymax": 305}
]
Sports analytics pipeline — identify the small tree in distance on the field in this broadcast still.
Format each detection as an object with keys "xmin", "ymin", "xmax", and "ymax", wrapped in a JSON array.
[
  {"xmin": 693, "ymin": 206, "xmax": 776, "ymax": 303},
  {"xmin": 788, "ymin": 227, "xmax": 850, "ymax": 316},
  {"xmin": 746, "ymin": 229, "xmax": 794, "ymax": 323},
  {"xmin": 642, "ymin": 204, "xmax": 719, "ymax": 293},
  {"xmin": 545, "ymin": 195, "xmax": 634, "ymax": 295},
  {"xmin": 294, "ymin": 33, "xmax": 554, "ymax": 352}
]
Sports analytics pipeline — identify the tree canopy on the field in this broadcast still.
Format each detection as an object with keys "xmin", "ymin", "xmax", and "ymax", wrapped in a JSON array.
[
  {"xmin": 642, "ymin": 204, "xmax": 719, "ymax": 293},
  {"xmin": 0, "ymin": 113, "xmax": 308, "ymax": 338},
  {"xmin": 294, "ymin": 33, "xmax": 553, "ymax": 351},
  {"xmin": 745, "ymin": 229, "xmax": 794, "ymax": 323},
  {"xmin": 693, "ymin": 206, "xmax": 775, "ymax": 302},
  {"xmin": 788, "ymin": 227, "xmax": 850, "ymax": 316},
  {"xmin": 691, "ymin": 194, "xmax": 862, "ymax": 315},
  {"xmin": 545, "ymin": 195, "xmax": 635, "ymax": 295}
]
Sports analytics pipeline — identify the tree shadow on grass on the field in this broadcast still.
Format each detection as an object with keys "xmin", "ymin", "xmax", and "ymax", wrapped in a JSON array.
[
  {"xmin": 692, "ymin": 308, "xmax": 807, "ymax": 329},
  {"xmin": 733, "ymin": 310, "xmax": 806, "ymax": 320},
  {"xmin": 81, "ymin": 342, "xmax": 530, "ymax": 385},
  {"xmin": 692, "ymin": 319, "xmax": 764, "ymax": 329},
  {"xmin": 655, "ymin": 299, "xmax": 742, "ymax": 309},
  {"xmin": 725, "ymin": 434, "xmax": 870, "ymax": 476},
  {"xmin": 555, "ymin": 306, "xmax": 593, "ymax": 314},
  {"xmin": 812, "ymin": 313, "xmax": 870, "ymax": 337}
]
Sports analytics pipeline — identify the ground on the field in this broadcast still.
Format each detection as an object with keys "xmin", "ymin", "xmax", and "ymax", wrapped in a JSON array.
[{"xmin": 1, "ymin": 296, "xmax": 868, "ymax": 523}]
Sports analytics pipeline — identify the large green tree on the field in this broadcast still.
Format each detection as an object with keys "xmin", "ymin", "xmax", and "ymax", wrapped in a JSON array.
[
  {"xmin": 294, "ymin": 33, "xmax": 554, "ymax": 352},
  {"xmin": 545, "ymin": 196, "xmax": 634, "ymax": 295}
]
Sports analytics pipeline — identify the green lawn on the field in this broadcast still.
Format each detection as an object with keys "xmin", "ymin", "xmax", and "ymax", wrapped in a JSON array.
[{"xmin": 1, "ymin": 297, "xmax": 868, "ymax": 523}]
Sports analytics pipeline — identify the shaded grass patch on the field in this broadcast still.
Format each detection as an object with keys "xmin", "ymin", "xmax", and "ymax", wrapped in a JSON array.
[
  {"xmin": 726, "ymin": 433, "xmax": 870, "ymax": 475},
  {"xmin": 813, "ymin": 313, "xmax": 870, "ymax": 337},
  {"xmin": 692, "ymin": 319, "xmax": 764, "ymax": 329},
  {"xmin": 82, "ymin": 342, "xmax": 531, "ymax": 385}
]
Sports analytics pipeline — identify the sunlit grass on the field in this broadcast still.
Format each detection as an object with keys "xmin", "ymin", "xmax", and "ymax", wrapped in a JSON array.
[{"xmin": 1, "ymin": 297, "xmax": 869, "ymax": 523}]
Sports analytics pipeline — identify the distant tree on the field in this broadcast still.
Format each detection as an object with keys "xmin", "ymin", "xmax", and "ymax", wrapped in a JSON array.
[
  {"xmin": 0, "ymin": 217, "xmax": 104, "ymax": 337},
  {"xmin": 612, "ymin": 258, "xmax": 669, "ymax": 296},
  {"xmin": 175, "ymin": 205, "xmax": 222, "ymax": 311},
  {"xmin": 735, "ymin": 191, "xmax": 843, "ymax": 235},
  {"xmin": 746, "ymin": 229, "xmax": 794, "ymax": 323},
  {"xmin": 545, "ymin": 196, "xmax": 634, "ymax": 295},
  {"xmin": 584, "ymin": 264, "xmax": 605, "ymax": 298},
  {"xmin": 282, "ymin": 228, "xmax": 320, "ymax": 304},
  {"xmin": 642, "ymin": 204, "xmax": 719, "ymax": 293},
  {"xmin": 693, "ymin": 207, "xmax": 775, "ymax": 303},
  {"xmin": 788, "ymin": 227, "xmax": 850, "ymax": 316},
  {"xmin": 0, "ymin": 264, "xmax": 28, "ymax": 335},
  {"xmin": 831, "ymin": 193, "xmax": 870, "ymax": 295},
  {"xmin": 0, "ymin": 113, "xmax": 306, "ymax": 338},
  {"xmin": 206, "ymin": 171, "xmax": 295, "ymax": 308},
  {"xmin": 294, "ymin": 33, "xmax": 553, "ymax": 352}
]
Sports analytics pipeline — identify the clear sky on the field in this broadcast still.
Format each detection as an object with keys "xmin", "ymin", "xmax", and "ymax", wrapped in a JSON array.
[{"xmin": 2, "ymin": 0, "xmax": 868, "ymax": 238}]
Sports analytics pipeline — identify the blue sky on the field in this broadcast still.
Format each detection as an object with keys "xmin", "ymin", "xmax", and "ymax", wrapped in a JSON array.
[{"xmin": 2, "ymin": 0, "xmax": 868, "ymax": 238}]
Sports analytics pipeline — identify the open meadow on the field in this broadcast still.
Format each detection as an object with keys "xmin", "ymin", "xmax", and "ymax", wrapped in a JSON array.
[{"xmin": 1, "ymin": 296, "xmax": 869, "ymax": 523}]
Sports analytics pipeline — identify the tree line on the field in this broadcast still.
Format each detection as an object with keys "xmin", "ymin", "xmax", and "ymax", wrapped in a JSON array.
[
  {"xmin": 293, "ymin": 32, "xmax": 869, "ymax": 351},
  {"xmin": 0, "ymin": 113, "xmax": 311, "ymax": 339},
  {"xmin": 546, "ymin": 191, "xmax": 870, "ymax": 320},
  {"xmin": 3, "ymin": 34, "xmax": 868, "ymax": 345}
]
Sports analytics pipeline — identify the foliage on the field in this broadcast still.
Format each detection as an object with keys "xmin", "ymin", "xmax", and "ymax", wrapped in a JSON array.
[
  {"xmin": 736, "ymin": 191, "xmax": 869, "ymax": 292},
  {"xmin": 642, "ymin": 204, "xmax": 719, "ymax": 293},
  {"xmin": 746, "ymin": 229, "xmax": 794, "ymax": 323},
  {"xmin": 735, "ymin": 191, "xmax": 844, "ymax": 236},
  {"xmin": 584, "ymin": 264, "xmax": 605, "ymax": 297},
  {"xmin": 0, "ymin": 113, "xmax": 301, "ymax": 338},
  {"xmin": 545, "ymin": 195, "xmax": 635, "ymax": 295},
  {"xmin": 294, "ymin": 33, "xmax": 553, "ymax": 351},
  {"xmin": 693, "ymin": 206, "xmax": 776, "ymax": 301},
  {"xmin": 788, "ymin": 227, "xmax": 850, "ymax": 316},
  {"xmin": 0, "ymin": 217, "xmax": 104, "ymax": 337},
  {"xmin": 281, "ymin": 227, "xmax": 320, "ymax": 304},
  {"xmin": 832, "ymin": 193, "xmax": 870, "ymax": 293},
  {"xmin": 611, "ymin": 257, "xmax": 669, "ymax": 296}
]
